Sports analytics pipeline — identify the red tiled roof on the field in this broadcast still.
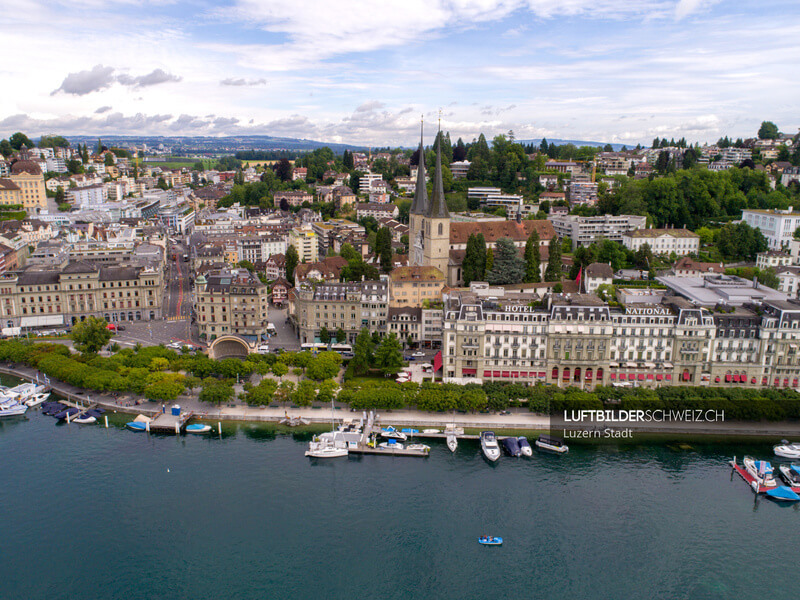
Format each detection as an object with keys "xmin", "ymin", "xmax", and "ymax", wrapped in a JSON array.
[{"xmin": 449, "ymin": 220, "xmax": 555, "ymax": 245}]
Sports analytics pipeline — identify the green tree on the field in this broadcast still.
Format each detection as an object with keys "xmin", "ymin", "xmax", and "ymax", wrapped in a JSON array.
[
  {"xmin": 9, "ymin": 132, "xmax": 33, "ymax": 150},
  {"xmin": 340, "ymin": 243, "xmax": 359, "ymax": 261},
  {"xmin": 70, "ymin": 316, "xmax": 113, "ymax": 354},
  {"xmin": 285, "ymin": 244, "xmax": 299, "ymax": 285},
  {"xmin": 274, "ymin": 380, "xmax": 295, "ymax": 405},
  {"xmin": 462, "ymin": 233, "xmax": 487, "ymax": 285},
  {"xmin": 0, "ymin": 139, "xmax": 13, "ymax": 156},
  {"xmin": 199, "ymin": 378, "xmax": 234, "ymax": 405},
  {"xmin": 306, "ymin": 351, "xmax": 343, "ymax": 380},
  {"xmin": 292, "ymin": 380, "xmax": 317, "ymax": 406},
  {"xmin": 271, "ymin": 361, "xmax": 289, "ymax": 380},
  {"xmin": 545, "ymin": 237, "xmax": 562, "ymax": 282},
  {"xmin": 245, "ymin": 377, "xmax": 277, "ymax": 406},
  {"xmin": 351, "ymin": 328, "xmax": 374, "ymax": 375},
  {"xmin": 144, "ymin": 379, "xmax": 184, "ymax": 402},
  {"xmin": 758, "ymin": 121, "xmax": 779, "ymax": 140},
  {"xmin": 319, "ymin": 327, "xmax": 331, "ymax": 345},
  {"xmin": 376, "ymin": 227, "xmax": 393, "ymax": 272},
  {"xmin": 373, "ymin": 333, "xmax": 404, "ymax": 374},
  {"xmin": 485, "ymin": 247, "xmax": 494, "ymax": 276},
  {"xmin": 335, "ymin": 327, "xmax": 346, "ymax": 343},
  {"xmin": 487, "ymin": 237, "xmax": 525, "ymax": 285},
  {"xmin": 524, "ymin": 230, "xmax": 541, "ymax": 283},
  {"xmin": 104, "ymin": 152, "xmax": 114, "ymax": 166}
]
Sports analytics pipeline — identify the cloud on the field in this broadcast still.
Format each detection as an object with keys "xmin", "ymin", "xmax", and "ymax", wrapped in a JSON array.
[
  {"xmin": 675, "ymin": 0, "xmax": 713, "ymax": 19},
  {"xmin": 51, "ymin": 64, "xmax": 115, "ymax": 96},
  {"xmin": 95, "ymin": 105, "xmax": 112, "ymax": 114},
  {"xmin": 354, "ymin": 101, "xmax": 385, "ymax": 113},
  {"xmin": 116, "ymin": 68, "xmax": 182, "ymax": 88},
  {"xmin": 220, "ymin": 77, "xmax": 267, "ymax": 86}
]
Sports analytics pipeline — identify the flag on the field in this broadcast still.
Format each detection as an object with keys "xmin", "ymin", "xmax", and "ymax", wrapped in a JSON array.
[{"xmin": 575, "ymin": 267, "xmax": 582, "ymax": 292}]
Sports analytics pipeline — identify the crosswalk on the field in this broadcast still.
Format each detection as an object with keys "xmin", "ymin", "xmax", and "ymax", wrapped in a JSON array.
[{"xmin": 165, "ymin": 316, "xmax": 188, "ymax": 322}]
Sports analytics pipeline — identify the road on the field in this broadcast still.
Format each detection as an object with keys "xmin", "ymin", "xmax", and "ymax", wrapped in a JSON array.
[{"xmin": 165, "ymin": 239, "xmax": 193, "ymax": 319}]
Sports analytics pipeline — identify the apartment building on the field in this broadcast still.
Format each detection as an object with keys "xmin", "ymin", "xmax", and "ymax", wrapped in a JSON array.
[
  {"xmin": 742, "ymin": 208, "xmax": 800, "ymax": 250},
  {"xmin": 388, "ymin": 266, "xmax": 445, "ymax": 308},
  {"xmin": 549, "ymin": 214, "xmax": 647, "ymax": 249},
  {"xmin": 288, "ymin": 227, "xmax": 319, "ymax": 262},
  {"xmin": 622, "ymin": 228, "xmax": 700, "ymax": 256},
  {"xmin": 194, "ymin": 269, "xmax": 269, "ymax": 341}
]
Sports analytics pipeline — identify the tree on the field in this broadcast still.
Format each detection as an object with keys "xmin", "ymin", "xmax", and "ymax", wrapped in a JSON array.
[
  {"xmin": 245, "ymin": 377, "xmax": 277, "ymax": 406},
  {"xmin": 340, "ymin": 243, "xmax": 359, "ymax": 261},
  {"xmin": 351, "ymin": 328, "xmax": 374, "ymax": 375},
  {"xmin": 634, "ymin": 243, "xmax": 654, "ymax": 269},
  {"xmin": 199, "ymin": 378, "xmax": 234, "ymax": 405},
  {"xmin": 485, "ymin": 247, "xmax": 494, "ymax": 276},
  {"xmin": 545, "ymin": 237, "xmax": 562, "ymax": 282},
  {"xmin": 487, "ymin": 237, "xmax": 525, "ymax": 285},
  {"xmin": 274, "ymin": 158, "xmax": 293, "ymax": 181},
  {"xmin": 758, "ymin": 121, "xmax": 779, "ymax": 140},
  {"xmin": 237, "ymin": 260, "xmax": 255, "ymax": 272},
  {"xmin": 71, "ymin": 316, "xmax": 113, "ymax": 354},
  {"xmin": 104, "ymin": 152, "xmax": 114, "ymax": 166},
  {"xmin": 524, "ymin": 230, "xmax": 541, "ymax": 283},
  {"xmin": 9, "ymin": 132, "xmax": 33, "ymax": 150},
  {"xmin": 462, "ymin": 233, "xmax": 487, "ymax": 285},
  {"xmin": 335, "ymin": 327, "xmax": 346, "ymax": 343},
  {"xmin": 306, "ymin": 351, "xmax": 342, "ymax": 380},
  {"xmin": 271, "ymin": 362, "xmax": 289, "ymax": 380},
  {"xmin": 319, "ymin": 326, "xmax": 331, "ymax": 345},
  {"xmin": 376, "ymin": 226, "xmax": 393, "ymax": 272},
  {"xmin": 373, "ymin": 333, "xmax": 404, "ymax": 375},
  {"xmin": 0, "ymin": 139, "xmax": 12, "ymax": 157},
  {"xmin": 453, "ymin": 138, "xmax": 467, "ymax": 162},
  {"xmin": 274, "ymin": 380, "xmax": 295, "ymax": 406},
  {"xmin": 54, "ymin": 188, "xmax": 65, "ymax": 204},
  {"xmin": 292, "ymin": 380, "xmax": 317, "ymax": 406},
  {"xmin": 285, "ymin": 244, "xmax": 299, "ymax": 285}
]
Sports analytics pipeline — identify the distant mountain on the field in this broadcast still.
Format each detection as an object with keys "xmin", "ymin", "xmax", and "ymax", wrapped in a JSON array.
[
  {"xmin": 63, "ymin": 134, "xmax": 368, "ymax": 154},
  {"xmin": 516, "ymin": 138, "xmax": 634, "ymax": 151}
]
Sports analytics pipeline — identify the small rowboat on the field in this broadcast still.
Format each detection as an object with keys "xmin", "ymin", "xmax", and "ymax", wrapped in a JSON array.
[
  {"xmin": 186, "ymin": 424, "xmax": 212, "ymax": 434},
  {"xmin": 422, "ymin": 429, "xmax": 440, "ymax": 434},
  {"xmin": 126, "ymin": 421, "xmax": 147, "ymax": 432},
  {"xmin": 478, "ymin": 536, "xmax": 503, "ymax": 546}
]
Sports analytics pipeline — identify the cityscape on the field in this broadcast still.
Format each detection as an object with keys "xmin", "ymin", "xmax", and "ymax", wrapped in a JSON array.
[{"xmin": 2, "ymin": 1, "xmax": 800, "ymax": 598}]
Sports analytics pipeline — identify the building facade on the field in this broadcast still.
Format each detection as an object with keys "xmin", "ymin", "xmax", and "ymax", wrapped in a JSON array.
[{"xmin": 194, "ymin": 269, "xmax": 269, "ymax": 341}]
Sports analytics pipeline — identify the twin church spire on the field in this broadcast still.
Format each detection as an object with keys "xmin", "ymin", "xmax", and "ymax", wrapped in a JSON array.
[{"xmin": 409, "ymin": 118, "xmax": 450, "ymax": 219}]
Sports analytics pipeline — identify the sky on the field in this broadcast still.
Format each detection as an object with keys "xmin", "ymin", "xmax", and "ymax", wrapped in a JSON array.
[{"xmin": 0, "ymin": 0, "xmax": 798, "ymax": 147}]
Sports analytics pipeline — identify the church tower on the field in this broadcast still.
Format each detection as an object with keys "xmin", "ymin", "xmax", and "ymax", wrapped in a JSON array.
[
  {"xmin": 409, "ymin": 121, "xmax": 428, "ymax": 267},
  {"xmin": 422, "ymin": 130, "xmax": 451, "ymax": 277}
]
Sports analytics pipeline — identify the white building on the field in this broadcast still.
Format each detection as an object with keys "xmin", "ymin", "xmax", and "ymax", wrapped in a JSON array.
[
  {"xmin": 622, "ymin": 229, "xmax": 700, "ymax": 256},
  {"xmin": 584, "ymin": 263, "xmax": 613, "ymax": 294},
  {"xmin": 288, "ymin": 227, "xmax": 318, "ymax": 262},
  {"xmin": 756, "ymin": 250, "xmax": 792, "ymax": 270},
  {"xmin": 68, "ymin": 184, "xmax": 107, "ymax": 209},
  {"xmin": 741, "ymin": 208, "xmax": 800, "ymax": 250},
  {"xmin": 549, "ymin": 214, "xmax": 647, "ymax": 249},
  {"xmin": 449, "ymin": 160, "xmax": 471, "ymax": 179},
  {"xmin": 777, "ymin": 267, "xmax": 800, "ymax": 298}
]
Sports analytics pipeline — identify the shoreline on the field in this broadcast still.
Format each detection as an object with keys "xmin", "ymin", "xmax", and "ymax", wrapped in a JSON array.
[{"xmin": 3, "ymin": 363, "xmax": 800, "ymax": 439}]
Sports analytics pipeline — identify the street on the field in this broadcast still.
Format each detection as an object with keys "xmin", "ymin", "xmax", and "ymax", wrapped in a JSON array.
[{"xmin": 165, "ymin": 239, "xmax": 193, "ymax": 319}]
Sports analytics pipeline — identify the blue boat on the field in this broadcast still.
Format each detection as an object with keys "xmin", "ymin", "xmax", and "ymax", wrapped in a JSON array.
[
  {"xmin": 766, "ymin": 486, "xmax": 800, "ymax": 502},
  {"xmin": 126, "ymin": 421, "xmax": 147, "ymax": 432},
  {"xmin": 501, "ymin": 437, "xmax": 521, "ymax": 457},
  {"xmin": 186, "ymin": 423, "xmax": 212, "ymax": 434},
  {"xmin": 400, "ymin": 428, "xmax": 419, "ymax": 435},
  {"xmin": 478, "ymin": 536, "xmax": 503, "ymax": 546}
]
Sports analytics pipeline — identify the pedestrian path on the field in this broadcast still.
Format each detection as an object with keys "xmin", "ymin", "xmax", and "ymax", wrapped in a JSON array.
[{"xmin": 166, "ymin": 316, "xmax": 187, "ymax": 322}]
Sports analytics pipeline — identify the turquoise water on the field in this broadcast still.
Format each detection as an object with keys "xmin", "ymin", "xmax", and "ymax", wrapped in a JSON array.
[{"xmin": 2, "ymin": 405, "xmax": 799, "ymax": 599}]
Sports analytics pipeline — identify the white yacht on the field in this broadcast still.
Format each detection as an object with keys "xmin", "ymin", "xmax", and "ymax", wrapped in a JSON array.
[
  {"xmin": 380, "ymin": 426, "xmax": 407, "ymax": 441},
  {"xmin": 0, "ymin": 398, "xmax": 28, "ymax": 418},
  {"xmin": 446, "ymin": 433, "xmax": 458, "ymax": 453},
  {"xmin": 25, "ymin": 392, "xmax": 51, "ymax": 408},
  {"xmin": 518, "ymin": 437, "xmax": 533, "ymax": 457},
  {"xmin": 535, "ymin": 435, "xmax": 569, "ymax": 454},
  {"xmin": 743, "ymin": 456, "xmax": 778, "ymax": 488},
  {"xmin": 305, "ymin": 437, "xmax": 348, "ymax": 458},
  {"xmin": 774, "ymin": 441, "xmax": 800, "ymax": 459},
  {"xmin": 480, "ymin": 431, "xmax": 501, "ymax": 462}
]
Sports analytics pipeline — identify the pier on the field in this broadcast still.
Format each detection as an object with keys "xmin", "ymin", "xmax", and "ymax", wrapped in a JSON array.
[{"xmin": 149, "ymin": 410, "xmax": 193, "ymax": 434}]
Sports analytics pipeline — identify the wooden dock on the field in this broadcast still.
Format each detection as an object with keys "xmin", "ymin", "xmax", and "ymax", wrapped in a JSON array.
[{"xmin": 149, "ymin": 410, "xmax": 193, "ymax": 434}]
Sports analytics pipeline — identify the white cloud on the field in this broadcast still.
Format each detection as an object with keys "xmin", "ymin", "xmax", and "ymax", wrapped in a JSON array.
[
  {"xmin": 116, "ymin": 68, "xmax": 182, "ymax": 88},
  {"xmin": 220, "ymin": 77, "xmax": 267, "ymax": 86},
  {"xmin": 51, "ymin": 64, "xmax": 116, "ymax": 96}
]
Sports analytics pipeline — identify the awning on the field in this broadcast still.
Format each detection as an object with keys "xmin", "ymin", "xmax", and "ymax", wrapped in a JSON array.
[
  {"xmin": 483, "ymin": 371, "xmax": 492, "ymax": 378},
  {"xmin": 462, "ymin": 368, "xmax": 477, "ymax": 375},
  {"xmin": 645, "ymin": 362, "xmax": 656, "ymax": 368},
  {"xmin": 626, "ymin": 362, "xmax": 637, "ymax": 368},
  {"xmin": 20, "ymin": 315, "xmax": 64, "ymax": 327},
  {"xmin": 610, "ymin": 373, "xmax": 617, "ymax": 380},
  {"xmin": 656, "ymin": 374, "xmax": 664, "ymax": 381},
  {"xmin": 638, "ymin": 374, "xmax": 645, "ymax": 381},
  {"xmin": 663, "ymin": 362, "xmax": 673, "ymax": 368},
  {"xmin": 433, "ymin": 351, "xmax": 443, "ymax": 372},
  {"xmin": 609, "ymin": 361, "xmax": 619, "ymax": 367}
]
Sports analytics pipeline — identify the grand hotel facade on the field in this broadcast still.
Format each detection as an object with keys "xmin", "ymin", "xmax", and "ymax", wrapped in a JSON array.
[{"xmin": 441, "ymin": 289, "xmax": 800, "ymax": 390}]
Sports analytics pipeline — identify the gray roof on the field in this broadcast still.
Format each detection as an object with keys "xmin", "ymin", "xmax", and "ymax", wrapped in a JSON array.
[
  {"xmin": 426, "ymin": 134, "xmax": 450, "ymax": 219},
  {"xmin": 409, "ymin": 130, "xmax": 428, "ymax": 216}
]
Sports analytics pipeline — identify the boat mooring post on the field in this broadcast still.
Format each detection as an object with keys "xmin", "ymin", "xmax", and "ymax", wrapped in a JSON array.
[
  {"xmin": 145, "ymin": 420, "xmax": 150, "ymax": 433},
  {"xmin": 66, "ymin": 411, "xmax": 71, "ymax": 424},
  {"xmin": 104, "ymin": 415, "xmax": 108, "ymax": 428},
  {"xmin": 218, "ymin": 422, "xmax": 222, "ymax": 437},
  {"xmin": 175, "ymin": 422, "xmax": 179, "ymax": 435}
]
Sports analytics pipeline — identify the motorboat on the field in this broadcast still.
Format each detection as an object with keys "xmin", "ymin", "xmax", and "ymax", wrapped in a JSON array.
[
  {"xmin": 41, "ymin": 402, "xmax": 67, "ymax": 416},
  {"xmin": 422, "ymin": 429, "xmax": 440, "ymax": 434},
  {"xmin": 72, "ymin": 414, "xmax": 97, "ymax": 424},
  {"xmin": 480, "ymin": 431, "xmax": 501, "ymax": 462},
  {"xmin": 406, "ymin": 443, "xmax": 430, "ymax": 454},
  {"xmin": 518, "ymin": 437, "xmax": 533, "ymax": 457},
  {"xmin": 126, "ymin": 421, "xmax": 147, "ymax": 432},
  {"xmin": 401, "ymin": 428, "xmax": 419, "ymax": 436},
  {"xmin": 305, "ymin": 437, "xmax": 348, "ymax": 458},
  {"xmin": 186, "ymin": 424, "xmax": 212, "ymax": 434},
  {"xmin": 25, "ymin": 392, "xmax": 51, "ymax": 408},
  {"xmin": 446, "ymin": 433, "xmax": 458, "ymax": 453},
  {"xmin": 55, "ymin": 407, "xmax": 80, "ymax": 421},
  {"xmin": 279, "ymin": 416, "xmax": 310, "ymax": 427},
  {"xmin": 774, "ymin": 441, "xmax": 800, "ymax": 459},
  {"xmin": 380, "ymin": 426, "xmax": 407, "ymax": 441},
  {"xmin": 501, "ymin": 437, "xmax": 521, "ymax": 457},
  {"xmin": 765, "ymin": 486, "xmax": 800, "ymax": 502},
  {"xmin": 0, "ymin": 398, "xmax": 28, "ymax": 417},
  {"xmin": 743, "ymin": 456, "xmax": 778, "ymax": 488},
  {"xmin": 379, "ymin": 439, "xmax": 404, "ymax": 450},
  {"xmin": 478, "ymin": 536, "xmax": 503, "ymax": 546},
  {"xmin": 5, "ymin": 383, "xmax": 45, "ymax": 404},
  {"xmin": 535, "ymin": 435, "xmax": 569, "ymax": 454},
  {"xmin": 778, "ymin": 464, "xmax": 800, "ymax": 487}
]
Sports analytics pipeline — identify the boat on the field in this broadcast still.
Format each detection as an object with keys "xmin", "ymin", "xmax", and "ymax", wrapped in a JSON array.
[
  {"xmin": 444, "ymin": 423, "xmax": 464, "ymax": 436},
  {"xmin": 501, "ymin": 437, "xmax": 521, "ymax": 457},
  {"xmin": 480, "ymin": 431, "xmax": 501, "ymax": 462},
  {"xmin": 126, "ymin": 421, "xmax": 147, "ymax": 432},
  {"xmin": 743, "ymin": 456, "xmax": 778, "ymax": 488},
  {"xmin": 446, "ymin": 433, "xmax": 458, "ymax": 453},
  {"xmin": 379, "ymin": 439, "xmax": 404, "ymax": 450},
  {"xmin": 406, "ymin": 443, "xmax": 430, "ymax": 453},
  {"xmin": 380, "ymin": 426, "xmax": 407, "ymax": 441},
  {"xmin": 186, "ymin": 423, "xmax": 212, "ymax": 434},
  {"xmin": 25, "ymin": 392, "xmax": 51, "ymax": 408},
  {"xmin": 765, "ymin": 486, "xmax": 800, "ymax": 502},
  {"xmin": 401, "ymin": 428, "xmax": 419, "ymax": 435},
  {"xmin": 535, "ymin": 435, "xmax": 569, "ymax": 454},
  {"xmin": 518, "ymin": 437, "xmax": 533, "ymax": 457},
  {"xmin": 0, "ymin": 398, "xmax": 28, "ymax": 417},
  {"xmin": 55, "ymin": 407, "xmax": 80, "ymax": 421},
  {"xmin": 305, "ymin": 398, "xmax": 349, "ymax": 458},
  {"xmin": 778, "ymin": 464, "xmax": 800, "ymax": 487},
  {"xmin": 478, "ymin": 536, "xmax": 503, "ymax": 546},
  {"xmin": 72, "ymin": 414, "xmax": 97, "ymax": 424},
  {"xmin": 279, "ymin": 416, "xmax": 310, "ymax": 427},
  {"xmin": 774, "ymin": 440, "xmax": 800, "ymax": 459},
  {"xmin": 41, "ymin": 402, "xmax": 66, "ymax": 416},
  {"xmin": 422, "ymin": 429, "xmax": 440, "ymax": 434}
]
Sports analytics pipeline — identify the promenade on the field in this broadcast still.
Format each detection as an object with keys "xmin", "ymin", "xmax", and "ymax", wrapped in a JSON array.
[{"xmin": 3, "ymin": 363, "xmax": 800, "ymax": 437}]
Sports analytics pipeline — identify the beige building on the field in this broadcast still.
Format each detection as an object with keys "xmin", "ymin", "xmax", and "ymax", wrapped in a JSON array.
[
  {"xmin": 288, "ymin": 227, "xmax": 319, "ymax": 263},
  {"xmin": 195, "ymin": 269, "xmax": 269, "ymax": 341},
  {"xmin": 0, "ymin": 260, "xmax": 163, "ymax": 329},
  {"xmin": 622, "ymin": 228, "xmax": 700, "ymax": 256},
  {"xmin": 388, "ymin": 266, "xmax": 445, "ymax": 308},
  {"xmin": 0, "ymin": 179, "xmax": 22, "ymax": 206},
  {"xmin": 9, "ymin": 161, "xmax": 47, "ymax": 214}
]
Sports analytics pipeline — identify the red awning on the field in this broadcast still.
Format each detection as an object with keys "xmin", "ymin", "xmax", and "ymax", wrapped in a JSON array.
[
  {"xmin": 784, "ymin": 378, "xmax": 790, "ymax": 387},
  {"xmin": 762, "ymin": 376, "xmax": 768, "ymax": 385},
  {"xmin": 638, "ymin": 374, "xmax": 645, "ymax": 381},
  {"xmin": 682, "ymin": 371, "xmax": 691, "ymax": 381},
  {"xmin": 494, "ymin": 371, "xmax": 501, "ymax": 377},
  {"xmin": 502, "ymin": 371, "xmax": 510, "ymax": 378},
  {"xmin": 725, "ymin": 374, "xmax": 732, "ymax": 383},
  {"xmin": 751, "ymin": 377, "xmax": 756, "ymax": 384},
  {"xmin": 647, "ymin": 374, "xmax": 654, "ymax": 380},
  {"xmin": 511, "ymin": 371, "xmax": 519, "ymax": 378},
  {"xmin": 775, "ymin": 378, "xmax": 780, "ymax": 386},
  {"xmin": 462, "ymin": 368, "xmax": 477, "ymax": 375},
  {"xmin": 793, "ymin": 379, "xmax": 798, "ymax": 387},
  {"xmin": 656, "ymin": 374, "xmax": 663, "ymax": 381},
  {"xmin": 586, "ymin": 371, "xmax": 593, "ymax": 379},
  {"xmin": 483, "ymin": 371, "xmax": 492, "ymax": 378},
  {"xmin": 665, "ymin": 374, "xmax": 672, "ymax": 380},
  {"xmin": 715, "ymin": 376, "xmax": 720, "ymax": 383},
  {"xmin": 538, "ymin": 372, "xmax": 546, "ymax": 378},
  {"xmin": 610, "ymin": 373, "xmax": 617, "ymax": 380},
  {"xmin": 433, "ymin": 351, "xmax": 443, "ymax": 372},
  {"xmin": 618, "ymin": 374, "xmax": 626, "ymax": 380}
]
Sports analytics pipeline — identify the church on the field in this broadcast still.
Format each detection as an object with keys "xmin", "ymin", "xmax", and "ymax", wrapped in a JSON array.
[{"xmin": 408, "ymin": 127, "xmax": 556, "ymax": 287}]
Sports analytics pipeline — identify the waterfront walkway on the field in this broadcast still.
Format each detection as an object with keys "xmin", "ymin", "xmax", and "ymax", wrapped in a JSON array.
[{"xmin": 3, "ymin": 363, "xmax": 800, "ymax": 436}]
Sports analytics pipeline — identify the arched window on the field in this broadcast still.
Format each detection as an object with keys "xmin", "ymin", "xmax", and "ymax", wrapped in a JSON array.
[{"xmin": 438, "ymin": 223, "xmax": 443, "ymax": 235}]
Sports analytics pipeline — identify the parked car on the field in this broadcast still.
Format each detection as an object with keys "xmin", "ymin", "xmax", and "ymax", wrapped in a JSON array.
[
  {"xmin": 412, "ymin": 351, "xmax": 425, "ymax": 358},
  {"xmin": 117, "ymin": 325, "xmax": 126, "ymax": 331},
  {"xmin": 256, "ymin": 344, "xmax": 270, "ymax": 354},
  {"xmin": 106, "ymin": 324, "xmax": 117, "ymax": 332}
]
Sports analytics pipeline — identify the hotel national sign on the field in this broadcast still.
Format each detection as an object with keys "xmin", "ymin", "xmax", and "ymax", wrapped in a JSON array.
[{"xmin": 625, "ymin": 306, "xmax": 669, "ymax": 316}]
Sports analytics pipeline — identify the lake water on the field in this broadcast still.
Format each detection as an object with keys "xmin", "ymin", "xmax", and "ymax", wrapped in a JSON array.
[{"xmin": 2, "ymin": 398, "xmax": 799, "ymax": 599}]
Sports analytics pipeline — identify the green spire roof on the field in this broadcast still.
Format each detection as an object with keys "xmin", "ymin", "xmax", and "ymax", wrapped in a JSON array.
[
  {"xmin": 409, "ymin": 124, "xmax": 428, "ymax": 216},
  {"xmin": 426, "ymin": 132, "xmax": 450, "ymax": 219}
]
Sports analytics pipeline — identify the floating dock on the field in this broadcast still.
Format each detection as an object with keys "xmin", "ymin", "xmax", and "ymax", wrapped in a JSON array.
[
  {"xmin": 149, "ymin": 411, "xmax": 193, "ymax": 434},
  {"xmin": 730, "ymin": 459, "xmax": 772, "ymax": 494}
]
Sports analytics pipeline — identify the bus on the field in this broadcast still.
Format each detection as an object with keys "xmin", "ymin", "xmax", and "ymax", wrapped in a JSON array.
[
  {"xmin": 301, "ymin": 343, "xmax": 328, "ymax": 353},
  {"xmin": 330, "ymin": 344, "xmax": 353, "ymax": 354}
]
